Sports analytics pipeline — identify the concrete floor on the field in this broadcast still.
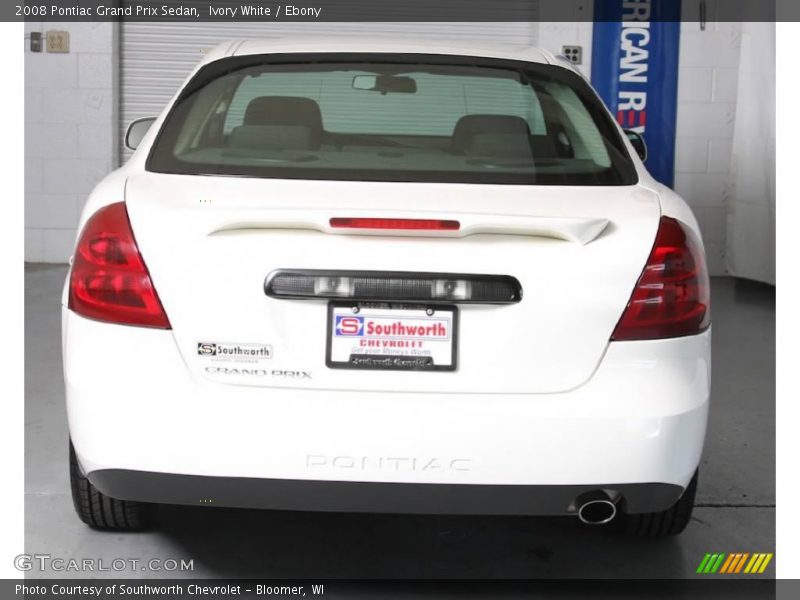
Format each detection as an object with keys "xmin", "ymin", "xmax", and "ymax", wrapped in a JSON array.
[{"xmin": 25, "ymin": 265, "xmax": 775, "ymax": 579}]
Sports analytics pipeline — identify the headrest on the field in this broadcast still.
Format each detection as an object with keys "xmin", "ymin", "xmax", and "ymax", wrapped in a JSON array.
[
  {"xmin": 228, "ymin": 125, "xmax": 317, "ymax": 152},
  {"xmin": 244, "ymin": 96, "xmax": 323, "ymax": 128},
  {"xmin": 242, "ymin": 96, "xmax": 323, "ymax": 149},
  {"xmin": 451, "ymin": 115, "xmax": 531, "ymax": 155}
]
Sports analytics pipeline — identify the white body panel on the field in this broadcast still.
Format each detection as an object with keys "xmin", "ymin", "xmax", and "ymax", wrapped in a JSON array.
[
  {"xmin": 124, "ymin": 174, "xmax": 660, "ymax": 394},
  {"xmin": 65, "ymin": 309, "xmax": 708, "ymax": 488},
  {"xmin": 63, "ymin": 40, "xmax": 710, "ymax": 514}
]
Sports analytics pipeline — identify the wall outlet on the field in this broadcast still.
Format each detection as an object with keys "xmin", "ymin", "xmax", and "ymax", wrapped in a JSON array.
[
  {"xmin": 46, "ymin": 30, "xmax": 70, "ymax": 53},
  {"xmin": 562, "ymin": 45, "xmax": 583, "ymax": 65}
]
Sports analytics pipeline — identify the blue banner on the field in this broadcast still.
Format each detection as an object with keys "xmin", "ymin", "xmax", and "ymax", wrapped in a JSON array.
[{"xmin": 591, "ymin": 0, "xmax": 681, "ymax": 187}]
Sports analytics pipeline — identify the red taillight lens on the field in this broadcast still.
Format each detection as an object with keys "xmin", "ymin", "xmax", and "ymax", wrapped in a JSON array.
[
  {"xmin": 68, "ymin": 202, "xmax": 171, "ymax": 329},
  {"xmin": 330, "ymin": 217, "xmax": 460, "ymax": 231},
  {"xmin": 611, "ymin": 216, "xmax": 710, "ymax": 341}
]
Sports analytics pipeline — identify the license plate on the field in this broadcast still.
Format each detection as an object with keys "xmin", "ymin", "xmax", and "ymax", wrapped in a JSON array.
[{"xmin": 326, "ymin": 303, "xmax": 458, "ymax": 371}]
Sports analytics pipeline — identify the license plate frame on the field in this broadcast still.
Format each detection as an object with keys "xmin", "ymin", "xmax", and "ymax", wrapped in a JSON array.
[{"xmin": 326, "ymin": 302, "xmax": 458, "ymax": 372}]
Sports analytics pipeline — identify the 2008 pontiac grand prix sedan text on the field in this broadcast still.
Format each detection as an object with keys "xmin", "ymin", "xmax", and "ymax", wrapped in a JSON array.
[{"xmin": 63, "ymin": 40, "xmax": 710, "ymax": 536}]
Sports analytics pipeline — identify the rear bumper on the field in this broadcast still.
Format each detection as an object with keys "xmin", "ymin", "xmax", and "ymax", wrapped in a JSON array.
[
  {"xmin": 64, "ymin": 309, "xmax": 710, "ymax": 515},
  {"xmin": 88, "ymin": 470, "xmax": 684, "ymax": 515}
]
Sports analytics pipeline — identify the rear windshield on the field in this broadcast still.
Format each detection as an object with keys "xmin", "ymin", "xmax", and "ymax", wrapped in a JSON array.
[{"xmin": 147, "ymin": 54, "xmax": 638, "ymax": 186}]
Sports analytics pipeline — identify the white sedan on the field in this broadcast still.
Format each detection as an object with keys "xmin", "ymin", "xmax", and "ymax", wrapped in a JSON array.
[{"xmin": 63, "ymin": 40, "xmax": 710, "ymax": 536}]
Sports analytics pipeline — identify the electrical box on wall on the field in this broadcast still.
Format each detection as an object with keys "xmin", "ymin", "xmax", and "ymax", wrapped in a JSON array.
[
  {"xmin": 30, "ymin": 32, "xmax": 42, "ymax": 53},
  {"xmin": 46, "ymin": 31, "xmax": 70, "ymax": 53},
  {"xmin": 561, "ymin": 46, "xmax": 583, "ymax": 65}
]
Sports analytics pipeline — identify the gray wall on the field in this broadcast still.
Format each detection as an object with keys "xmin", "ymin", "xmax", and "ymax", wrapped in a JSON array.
[{"xmin": 24, "ymin": 22, "xmax": 117, "ymax": 262}]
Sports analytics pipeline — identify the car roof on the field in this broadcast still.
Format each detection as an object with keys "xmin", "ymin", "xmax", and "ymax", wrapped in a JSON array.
[{"xmin": 200, "ymin": 38, "xmax": 562, "ymax": 69}]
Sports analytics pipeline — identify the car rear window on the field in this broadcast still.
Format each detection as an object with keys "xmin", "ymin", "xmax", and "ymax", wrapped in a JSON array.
[{"xmin": 147, "ymin": 54, "xmax": 638, "ymax": 186}]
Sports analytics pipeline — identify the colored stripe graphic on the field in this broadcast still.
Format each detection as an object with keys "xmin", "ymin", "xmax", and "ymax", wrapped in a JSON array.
[
  {"xmin": 710, "ymin": 553, "xmax": 725, "ymax": 573},
  {"xmin": 704, "ymin": 552, "xmax": 773, "ymax": 574},
  {"xmin": 758, "ymin": 554, "xmax": 774, "ymax": 573},
  {"xmin": 696, "ymin": 553, "xmax": 712, "ymax": 573},
  {"xmin": 697, "ymin": 553, "xmax": 727, "ymax": 574},
  {"xmin": 744, "ymin": 553, "xmax": 774, "ymax": 574},
  {"xmin": 749, "ymin": 554, "xmax": 763, "ymax": 573},
  {"xmin": 719, "ymin": 553, "xmax": 736, "ymax": 573},
  {"xmin": 734, "ymin": 553, "xmax": 750, "ymax": 573}
]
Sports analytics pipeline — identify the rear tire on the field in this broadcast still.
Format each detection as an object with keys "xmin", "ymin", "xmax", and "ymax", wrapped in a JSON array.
[
  {"xmin": 623, "ymin": 470, "xmax": 698, "ymax": 537},
  {"xmin": 70, "ymin": 441, "xmax": 152, "ymax": 530}
]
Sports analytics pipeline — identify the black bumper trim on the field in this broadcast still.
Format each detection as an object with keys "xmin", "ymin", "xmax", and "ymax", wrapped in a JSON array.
[{"xmin": 88, "ymin": 470, "xmax": 684, "ymax": 515}]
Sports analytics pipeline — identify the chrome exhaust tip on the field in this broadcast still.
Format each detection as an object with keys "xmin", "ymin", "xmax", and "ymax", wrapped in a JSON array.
[{"xmin": 575, "ymin": 491, "xmax": 619, "ymax": 525}]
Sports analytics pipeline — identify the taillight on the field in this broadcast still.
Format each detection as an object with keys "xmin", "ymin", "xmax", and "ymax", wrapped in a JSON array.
[
  {"xmin": 68, "ymin": 202, "xmax": 171, "ymax": 329},
  {"xmin": 330, "ymin": 217, "xmax": 460, "ymax": 231},
  {"xmin": 611, "ymin": 216, "xmax": 710, "ymax": 341}
]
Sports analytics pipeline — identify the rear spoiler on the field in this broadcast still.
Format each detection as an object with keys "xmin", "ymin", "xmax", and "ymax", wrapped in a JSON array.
[{"xmin": 210, "ymin": 212, "xmax": 609, "ymax": 245}]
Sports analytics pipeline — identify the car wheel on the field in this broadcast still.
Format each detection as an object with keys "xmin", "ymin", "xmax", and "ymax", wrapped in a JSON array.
[
  {"xmin": 69, "ymin": 441, "xmax": 152, "ymax": 530},
  {"xmin": 623, "ymin": 470, "xmax": 698, "ymax": 537}
]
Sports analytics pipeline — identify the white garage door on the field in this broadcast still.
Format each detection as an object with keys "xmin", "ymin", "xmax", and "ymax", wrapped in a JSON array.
[{"xmin": 119, "ymin": 22, "xmax": 538, "ymax": 161}]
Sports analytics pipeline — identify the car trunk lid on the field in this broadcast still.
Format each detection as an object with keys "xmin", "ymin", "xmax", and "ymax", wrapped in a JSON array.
[{"xmin": 125, "ymin": 172, "xmax": 660, "ymax": 394}]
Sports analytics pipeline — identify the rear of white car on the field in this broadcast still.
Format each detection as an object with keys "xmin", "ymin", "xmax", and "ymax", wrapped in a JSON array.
[{"xmin": 63, "ymin": 41, "xmax": 710, "ymax": 536}]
